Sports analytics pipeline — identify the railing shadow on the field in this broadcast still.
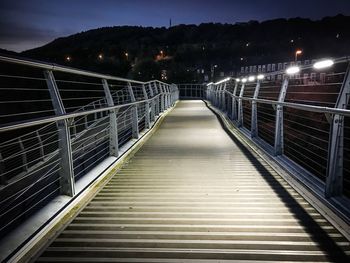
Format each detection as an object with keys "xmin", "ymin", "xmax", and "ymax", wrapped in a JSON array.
[{"xmin": 208, "ymin": 102, "xmax": 349, "ymax": 262}]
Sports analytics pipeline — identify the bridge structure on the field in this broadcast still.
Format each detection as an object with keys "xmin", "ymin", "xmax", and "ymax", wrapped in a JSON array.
[{"xmin": 0, "ymin": 55, "xmax": 350, "ymax": 262}]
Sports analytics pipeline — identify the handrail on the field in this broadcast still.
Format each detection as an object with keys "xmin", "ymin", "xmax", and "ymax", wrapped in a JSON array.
[
  {"xmin": 206, "ymin": 58, "xmax": 350, "ymax": 202},
  {"xmin": 0, "ymin": 95, "xmax": 161, "ymax": 132},
  {"xmin": 0, "ymin": 55, "xmax": 169, "ymax": 86},
  {"xmin": 224, "ymin": 90, "xmax": 350, "ymax": 117}
]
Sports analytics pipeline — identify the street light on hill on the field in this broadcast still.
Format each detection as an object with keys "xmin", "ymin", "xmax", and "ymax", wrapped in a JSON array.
[{"xmin": 295, "ymin": 49, "xmax": 302, "ymax": 62}]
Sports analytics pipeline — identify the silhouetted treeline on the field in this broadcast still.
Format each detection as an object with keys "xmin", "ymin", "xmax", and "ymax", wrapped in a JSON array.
[{"xmin": 7, "ymin": 15, "xmax": 350, "ymax": 82}]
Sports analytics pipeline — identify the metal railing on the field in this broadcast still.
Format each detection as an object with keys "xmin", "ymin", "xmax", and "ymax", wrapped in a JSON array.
[
  {"xmin": 0, "ymin": 55, "xmax": 179, "ymax": 236},
  {"xmin": 178, "ymin": 84, "xmax": 206, "ymax": 99},
  {"xmin": 206, "ymin": 57, "xmax": 350, "ymax": 204}
]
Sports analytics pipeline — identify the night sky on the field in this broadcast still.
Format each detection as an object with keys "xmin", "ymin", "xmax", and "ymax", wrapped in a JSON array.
[{"xmin": 1, "ymin": 0, "xmax": 350, "ymax": 52}]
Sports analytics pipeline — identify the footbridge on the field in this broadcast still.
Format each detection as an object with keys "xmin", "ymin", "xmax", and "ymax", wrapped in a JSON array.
[{"xmin": 0, "ymin": 55, "xmax": 350, "ymax": 262}]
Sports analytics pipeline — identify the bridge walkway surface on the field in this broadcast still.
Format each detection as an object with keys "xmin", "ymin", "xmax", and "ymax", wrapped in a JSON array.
[{"xmin": 36, "ymin": 100, "xmax": 349, "ymax": 262}]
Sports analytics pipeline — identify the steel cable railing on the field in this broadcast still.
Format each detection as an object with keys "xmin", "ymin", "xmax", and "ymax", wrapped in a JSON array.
[
  {"xmin": 0, "ymin": 55, "xmax": 179, "ymax": 237},
  {"xmin": 207, "ymin": 57, "xmax": 350, "ymax": 203}
]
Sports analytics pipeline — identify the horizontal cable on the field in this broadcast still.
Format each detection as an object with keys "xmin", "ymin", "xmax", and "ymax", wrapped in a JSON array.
[
  {"xmin": 74, "ymin": 151, "xmax": 109, "ymax": 178},
  {"xmin": 0, "ymin": 74, "xmax": 46, "ymax": 81},
  {"xmin": 73, "ymin": 145, "xmax": 109, "ymax": 171}
]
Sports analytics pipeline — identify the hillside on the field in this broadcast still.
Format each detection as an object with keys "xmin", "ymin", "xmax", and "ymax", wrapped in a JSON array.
[{"xmin": 21, "ymin": 15, "xmax": 350, "ymax": 83}]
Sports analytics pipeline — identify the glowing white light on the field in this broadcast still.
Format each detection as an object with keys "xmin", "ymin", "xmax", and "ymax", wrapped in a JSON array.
[
  {"xmin": 206, "ymin": 82, "xmax": 214, "ymax": 86},
  {"xmin": 214, "ymin": 77, "xmax": 231, "ymax": 85},
  {"xmin": 236, "ymin": 78, "xmax": 240, "ymax": 82},
  {"xmin": 257, "ymin": 74, "xmax": 265, "ymax": 80},
  {"xmin": 241, "ymin": 78, "xmax": 247, "ymax": 83},
  {"xmin": 248, "ymin": 76, "xmax": 255, "ymax": 82},
  {"xmin": 286, "ymin": 66, "xmax": 300, "ymax": 75},
  {"xmin": 313, "ymin": 59, "xmax": 334, "ymax": 69}
]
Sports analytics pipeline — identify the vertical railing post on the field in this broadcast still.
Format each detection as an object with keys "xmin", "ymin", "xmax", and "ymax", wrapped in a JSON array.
[
  {"xmin": 326, "ymin": 64, "xmax": 350, "ymax": 197},
  {"xmin": 167, "ymin": 85, "xmax": 171, "ymax": 108},
  {"xmin": 222, "ymin": 83, "xmax": 227, "ymax": 111},
  {"xmin": 153, "ymin": 82, "xmax": 160, "ymax": 116},
  {"xmin": 0, "ymin": 152, "xmax": 6, "ymax": 185},
  {"xmin": 274, "ymin": 77, "xmax": 289, "ymax": 156},
  {"xmin": 237, "ymin": 83, "xmax": 245, "ymax": 127},
  {"xmin": 232, "ymin": 82, "xmax": 239, "ymax": 120},
  {"xmin": 142, "ymin": 84, "xmax": 151, "ymax": 129},
  {"xmin": 127, "ymin": 82, "xmax": 139, "ymax": 139},
  {"xmin": 164, "ymin": 84, "xmax": 169, "ymax": 109},
  {"xmin": 216, "ymin": 85, "xmax": 220, "ymax": 107},
  {"xmin": 160, "ymin": 84, "xmax": 165, "ymax": 112},
  {"xmin": 148, "ymin": 83, "xmax": 155, "ymax": 122},
  {"xmin": 251, "ymin": 80, "xmax": 261, "ymax": 138},
  {"xmin": 44, "ymin": 70, "xmax": 75, "ymax": 196},
  {"xmin": 18, "ymin": 138, "xmax": 28, "ymax": 172},
  {"xmin": 36, "ymin": 131, "xmax": 45, "ymax": 161},
  {"xmin": 102, "ymin": 79, "xmax": 119, "ymax": 157},
  {"xmin": 163, "ymin": 84, "xmax": 168, "ymax": 109}
]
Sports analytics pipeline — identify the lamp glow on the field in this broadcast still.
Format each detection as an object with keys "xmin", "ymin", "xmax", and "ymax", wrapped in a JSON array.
[
  {"xmin": 257, "ymin": 74, "xmax": 265, "ymax": 80},
  {"xmin": 313, "ymin": 59, "xmax": 334, "ymax": 69},
  {"xmin": 241, "ymin": 78, "xmax": 247, "ymax": 83},
  {"xmin": 248, "ymin": 76, "xmax": 255, "ymax": 82},
  {"xmin": 286, "ymin": 66, "xmax": 300, "ymax": 75},
  {"xmin": 214, "ymin": 77, "xmax": 231, "ymax": 85},
  {"xmin": 236, "ymin": 78, "xmax": 240, "ymax": 82},
  {"xmin": 206, "ymin": 82, "xmax": 214, "ymax": 86}
]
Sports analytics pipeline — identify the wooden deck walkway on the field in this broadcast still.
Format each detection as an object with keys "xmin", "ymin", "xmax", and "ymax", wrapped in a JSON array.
[{"xmin": 37, "ymin": 100, "xmax": 349, "ymax": 262}]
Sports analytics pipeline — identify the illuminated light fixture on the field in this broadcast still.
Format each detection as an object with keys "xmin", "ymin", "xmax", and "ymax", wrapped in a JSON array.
[
  {"xmin": 214, "ymin": 77, "xmax": 231, "ymax": 85},
  {"xmin": 286, "ymin": 66, "xmax": 300, "ymax": 75},
  {"xmin": 248, "ymin": 76, "xmax": 255, "ymax": 81},
  {"xmin": 257, "ymin": 74, "xmax": 265, "ymax": 80},
  {"xmin": 65, "ymin": 56, "xmax": 71, "ymax": 62},
  {"xmin": 206, "ymin": 82, "xmax": 214, "ymax": 86},
  {"xmin": 98, "ymin": 54, "xmax": 103, "ymax": 59},
  {"xmin": 241, "ymin": 78, "xmax": 247, "ymax": 83},
  {"xmin": 248, "ymin": 76, "xmax": 255, "ymax": 82},
  {"xmin": 313, "ymin": 59, "xmax": 334, "ymax": 69},
  {"xmin": 236, "ymin": 78, "xmax": 240, "ymax": 82}
]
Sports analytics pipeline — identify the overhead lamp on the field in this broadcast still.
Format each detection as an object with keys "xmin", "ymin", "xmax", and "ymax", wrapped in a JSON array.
[
  {"xmin": 248, "ymin": 76, "xmax": 255, "ymax": 82},
  {"xmin": 236, "ymin": 78, "xmax": 240, "ymax": 82},
  {"xmin": 206, "ymin": 82, "xmax": 214, "ymax": 86},
  {"xmin": 286, "ymin": 66, "xmax": 300, "ymax": 75},
  {"xmin": 241, "ymin": 78, "xmax": 247, "ymax": 83},
  {"xmin": 313, "ymin": 59, "xmax": 334, "ymax": 69},
  {"xmin": 257, "ymin": 74, "xmax": 265, "ymax": 80}
]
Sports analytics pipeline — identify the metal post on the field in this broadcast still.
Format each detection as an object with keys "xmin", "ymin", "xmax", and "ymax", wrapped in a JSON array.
[
  {"xmin": 222, "ymin": 83, "xmax": 227, "ymax": 111},
  {"xmin": 102, "ymin": 79, "xmax": 119, "ymax": 157},
  {"xmin": 237, "ymin": 83, "xmax": 245, "ymax": 127},
  {"xmin": 217, "ymin": 84, "xmax": 222, "ymax": 108},
  {"xmin": 163, "ymin": 84, "xmax": 168, "ymax": 109},
  {"xmin": 251, "ymin": 80, "xmax": 261, "ymax": 138},
  {"xmin": 326, "ymin": 64, "xmax": 350, "ymax": 197},
  {"xmin": 165, "ymin": 84, "xmax": 169, "ymax": 109},
  {"xmin": 167, "ymin": 85, "xmax": 171, "ymax": 108},
  {"xmin": 44, "ymin": 70, "xmax": 75, "ymax": 196},
  {"xmin": 18, "ymin": 138, "xmax": 28, "ymax": 172},
  {"xmin": 127, "ymin": 82, "xmax": 139, "ymax": 139},
  {"xmin": 153, "ymin": 82, "xmax": 160, "ymax": 116},
  {"xmin": 274, "ymin": 77, "xmax": 289, "ymax": 156},
  {"xmin": 148, "ymin": 83, "xmax": 155, "ymax": 122},
  {"xmin": 232, "ymin": 82, "xmax": 239, "ymax": 120},
  {"xmin": 160, "ymin": 84, "xmax": 165, "ymax": 112},
  {"xmin": 36, "ymin": 131, "xmax": 45, "ymax": 161},
  {"xmin": 142, "ymin": 84, "xmax": 151, "ymax": 129},
  {"xmin": 0, "ymin": 152, "xmax": 6, "ymax": 185}
]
